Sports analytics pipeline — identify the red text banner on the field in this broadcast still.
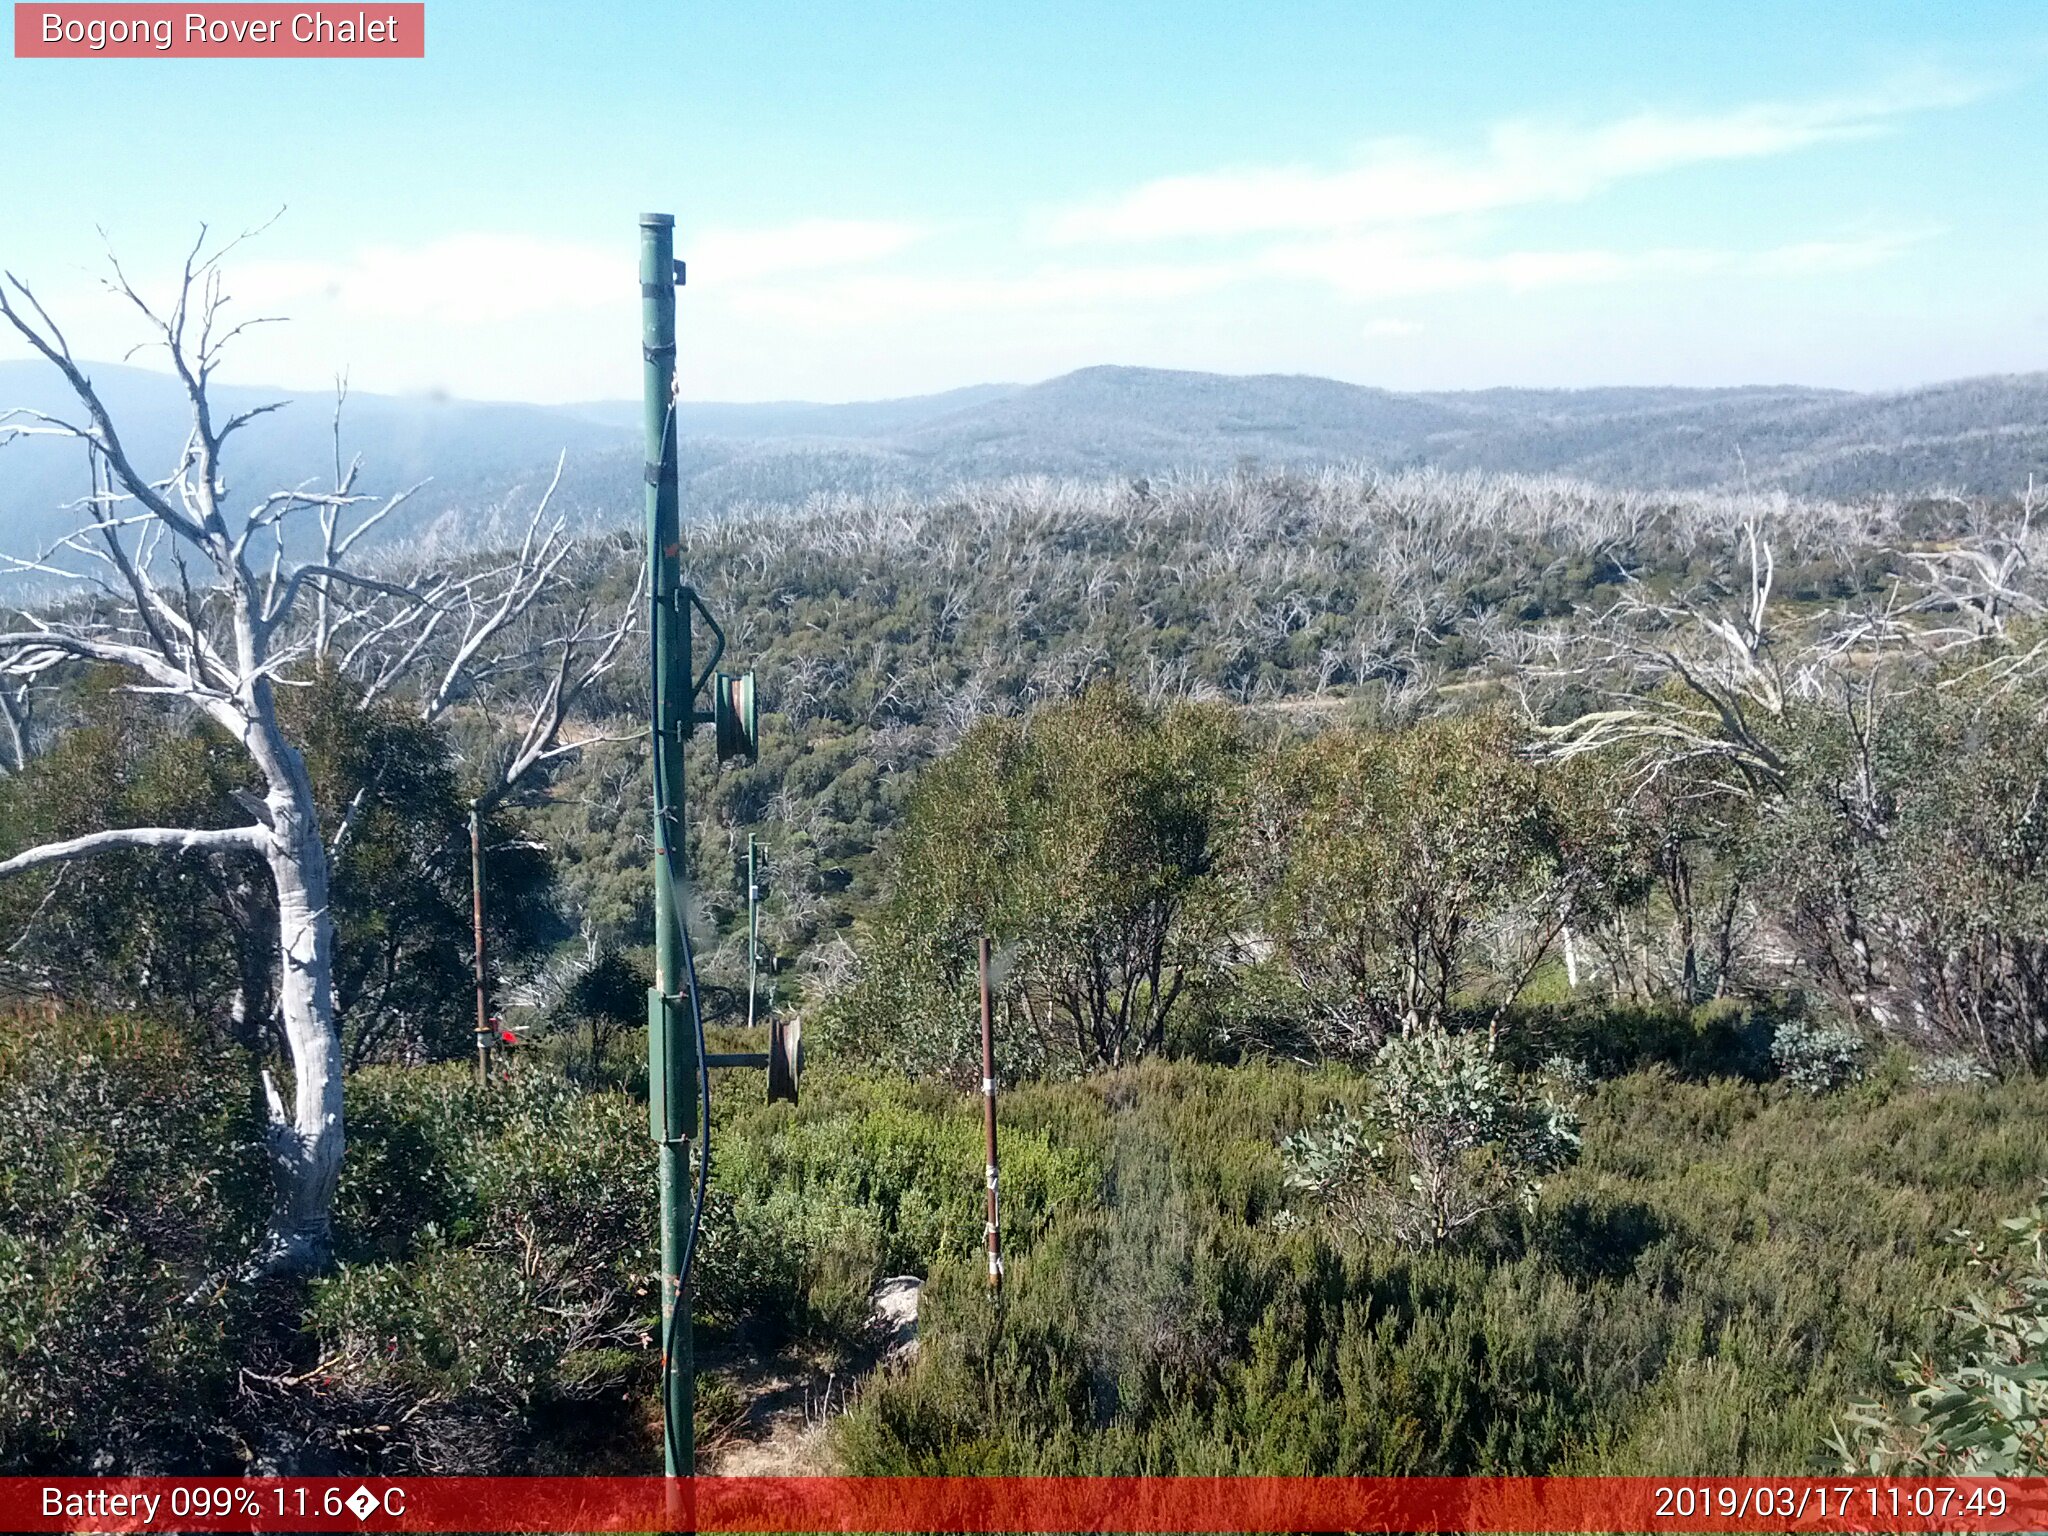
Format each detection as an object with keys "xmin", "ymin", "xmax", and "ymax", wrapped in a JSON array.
[
  {"xmin": 5, "ymin": 1476, "xmax": 2047, "ymax": 1533},
  {"xmin": 14, "ymin": 4, "xmax": 424, "ymax": 57}
]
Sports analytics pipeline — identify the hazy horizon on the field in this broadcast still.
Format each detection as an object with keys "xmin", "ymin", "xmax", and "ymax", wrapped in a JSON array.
[{"xmin": 9, "ymin": 352, "xmax": 2034, "ymax": 414}]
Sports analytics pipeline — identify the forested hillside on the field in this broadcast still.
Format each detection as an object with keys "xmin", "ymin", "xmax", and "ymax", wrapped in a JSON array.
[
  {"xmin": 7, "ymin": 360, "xmax": 2047, "ymax": 590},
  {"xmin": 5, "ymin": 460, "xmax": 2047, "ymax": 1477}
]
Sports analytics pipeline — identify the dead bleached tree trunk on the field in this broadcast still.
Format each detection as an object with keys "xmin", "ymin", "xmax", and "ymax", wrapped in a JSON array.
[{"xmin": 0, "ymin": 230, "xmax": 618, "ymax": 1271}]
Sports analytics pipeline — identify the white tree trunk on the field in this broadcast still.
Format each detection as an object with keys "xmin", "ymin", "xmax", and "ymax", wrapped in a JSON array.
[
  {"xmin": 244, "ymin": 692, "xmax": 345, "ymax": 1274},
  {"xmin": 260, "ymin": 823, "xmax": 343, "ymax": 1272}
]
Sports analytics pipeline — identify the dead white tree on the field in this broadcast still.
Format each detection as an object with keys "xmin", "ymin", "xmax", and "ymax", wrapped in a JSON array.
[
  {"xmin": 1912, "ymin": 484, "xmax": 2048, "ymax": 710},
  {"xmin": 321, "ymin": 459, "xmax": 640, "ymax": 835},
  {"xmin": 1527, "ymin": 497, "xmax": 2048, "ymax": 1019},
  {"xmin": 1531, "ymin": 516, "xmax": 1817, "ymax": 798},
  {"xmin": 1515, "ymin": 517, "xmax": 1835, "ymax": 1005},
  {"xmin": 1536, "ymin": 497, "xmax": 2048, "ymax": 784},
  {"xmin": 0, "ymin": 230, "xmax": 630, "ymax": 1271}
]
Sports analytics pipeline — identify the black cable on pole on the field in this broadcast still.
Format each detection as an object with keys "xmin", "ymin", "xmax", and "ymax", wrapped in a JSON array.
[
  {"xmin": 650, "ymin": 394, "xmax": 714, "ymax": 1478},
  {"xmin": 659, "ymin": 833, "xmax": 712, "ymax": 1474}
]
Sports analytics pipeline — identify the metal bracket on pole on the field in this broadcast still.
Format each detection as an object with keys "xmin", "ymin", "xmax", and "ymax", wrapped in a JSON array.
[{"xmin": 646, "ymin": 988, "xmax": 697, "ymax": 1144}]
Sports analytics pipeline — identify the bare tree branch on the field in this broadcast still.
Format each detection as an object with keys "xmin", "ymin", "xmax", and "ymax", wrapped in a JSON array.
[
  {"xmin": 472, "ymin": 567, "xmax": 644, "ymax": 814},
  {"xmin": 0, "ymin": 822, "xmax": 266, "ymax": 877}
]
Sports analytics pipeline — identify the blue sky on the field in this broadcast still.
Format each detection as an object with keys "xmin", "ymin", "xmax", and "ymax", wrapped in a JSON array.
[{"xmin": 1, "ymin": 1, "xmax": 2044, "ymax": 402}]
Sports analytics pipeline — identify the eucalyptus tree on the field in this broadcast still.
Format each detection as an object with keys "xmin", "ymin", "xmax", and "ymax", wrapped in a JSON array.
[
  {"xmin": 845, "ymin": 682, "xmax": 1244, "ymax": 1078},
  {"xmin": 1239, "ymin": 714, "xmax": 1624, "ymax": 1055},
  {"xmin": 0, "ymin": 232, "xmax": 627, "ymax": 1271}
]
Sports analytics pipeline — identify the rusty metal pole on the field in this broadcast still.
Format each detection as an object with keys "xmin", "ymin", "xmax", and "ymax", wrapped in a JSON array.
[
  {"xmin": 470, "ymin": 803, "xmax": 490, "ymax": 1088},
  {"xmin": 980, "ymin": 935, "xmax": 1002, "ymax": 1294}
]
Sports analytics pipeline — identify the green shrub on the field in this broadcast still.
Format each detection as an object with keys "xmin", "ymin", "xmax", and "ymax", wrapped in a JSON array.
[
  {"xmin": 304, "ymin": 1063, "xmax": 654, "ymax": 1472},
  {"xmin": 1914, "ymin": 1053, "xmax": 1996, "ymax": 1087},
  {"xmin": 1765, "ymin": 684, "xmax": 2048, "ymax": 1073},
  {"xmin": 708, "ymin": 1069, "xmax": 1104, "ymax": 1338},
  {"xmin": 14, "ymin": 999, "xmax": 2048, "ymax": 1479},
  {"xmin": 1504, "ymin": 998, "xmax": 1775, "ymax": 1082},
  {"xmin": 331, "ymin": 1069, "xmax": 490, "ymax": 1262},
  {"xmin": 1237, "ymin": 717, "xmax": 1625, "ymax": 1055},
  {"xmin": 0, "ymin": 1011, "xmax": 266, "ymax": 1471},
  {"xmin": 1281, "ymin": 1031, "xmax": 1579, "ymax": 1248},
  {"xmin": 837, "ymin": 683, "xmax": 1245, "ymax": 1079},
  {"xmin": 1771, "ymin": 1020, "xmax": 1866, "ymax": 1095},
  {"xmin": 1833, "ymin": 1188, "xmax": 2048, "ymax": 1473}
]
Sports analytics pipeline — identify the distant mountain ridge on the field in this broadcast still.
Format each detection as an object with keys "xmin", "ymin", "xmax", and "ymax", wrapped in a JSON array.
[{"xmin": 2, "ymin": 361, "xmax": 2043, "ymax": 573}]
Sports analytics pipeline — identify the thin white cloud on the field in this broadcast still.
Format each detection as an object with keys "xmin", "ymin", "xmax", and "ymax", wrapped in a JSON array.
[
  {"xmin": 689, "ymin": 219, "xmax": 926, "ymax": 280},
  {"xmin": 1259, "ymin": 230, "xmax": 1930, "ymax": 300},
  {"xmin": 720, "ymin": 258, "xmax": 1250, "ymax": 325},
  {"xmin": 230, "ymin": 221, "xmax": 927, "ymax": 325},
  {"xmin": 720, "ymin": 230, "xmax": 1927, "ymax": 328},
  {"xmin": 237, "ymin": 235, "xmax": 621, "ymax": 322},
  {"xmin": 1042, "ymin": 76, "xmax": 1985, "ymax": 245},
  {"xmin": 1749, "ymin": 232, "xmax": 1935, "ymax": 274}
]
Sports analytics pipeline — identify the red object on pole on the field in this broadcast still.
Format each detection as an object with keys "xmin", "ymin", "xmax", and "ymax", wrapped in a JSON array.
[{"xmin": 980, "ymin": 935, "xmax": 1001, "ymax": 1293}]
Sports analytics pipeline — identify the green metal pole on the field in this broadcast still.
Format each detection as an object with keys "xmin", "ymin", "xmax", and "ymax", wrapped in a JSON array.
[{"xmin": 641, "ymin": 211, "xmax": 695, "ymax": 1481}]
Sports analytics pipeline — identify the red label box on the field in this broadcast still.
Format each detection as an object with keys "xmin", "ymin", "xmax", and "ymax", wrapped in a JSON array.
[
  {"xmin": 14, "ymin": 3, "xmax": 424, "ymax": 56},
  {"xmin": 3, "ymin": 1476, "xmax": 2046, "ymax": 1533}
]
